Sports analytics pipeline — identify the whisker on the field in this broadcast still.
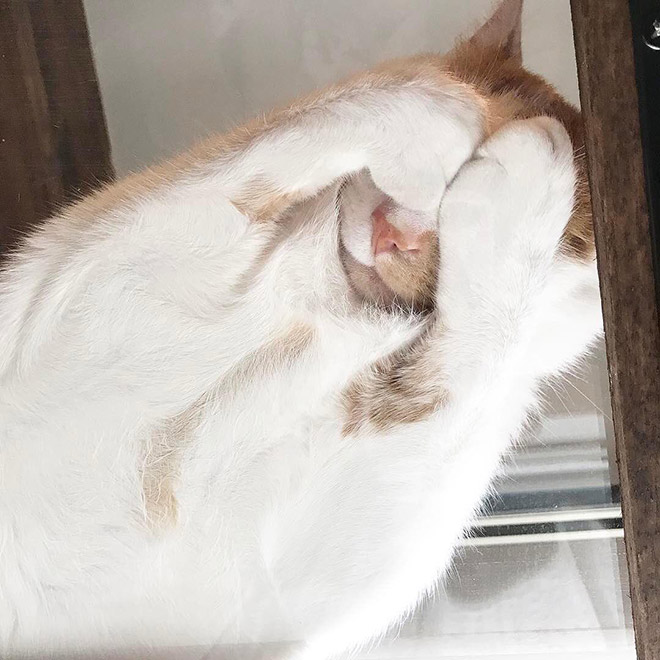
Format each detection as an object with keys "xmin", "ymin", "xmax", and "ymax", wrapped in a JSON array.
[{"xmin": 560, "ymin": 375, "xmax": 613, "ymax": 422}]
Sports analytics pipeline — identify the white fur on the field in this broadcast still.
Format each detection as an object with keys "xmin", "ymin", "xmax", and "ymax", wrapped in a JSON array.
[{"xmin": 0, "ymin": 75, "xmax": 601, "ymax": 660}]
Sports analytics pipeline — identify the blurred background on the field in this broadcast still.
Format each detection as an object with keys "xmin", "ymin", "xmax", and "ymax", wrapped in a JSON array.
[{"xmin": 84, "ymin": 1, "xmax": 580, "ymax": 175}]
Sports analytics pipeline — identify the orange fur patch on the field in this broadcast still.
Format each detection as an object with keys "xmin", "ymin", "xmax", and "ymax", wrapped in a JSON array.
[
  {"xmin": 140, "ymin": 400, "xmax": 204, "ymax": 531},
  {"xmin": 343, "ymin": 330, "xmax": 447, "ymax": 435},
  {"xmin": 223, "ymin": 322, "xmax": 316, "ymax": 390},
  {"xmin": 232, "ymin": 181, "xmax": 302, "ymax": 223},
  {"xmin": 139, "ymin": 323, "xmax": 314, "ymax": 532}
]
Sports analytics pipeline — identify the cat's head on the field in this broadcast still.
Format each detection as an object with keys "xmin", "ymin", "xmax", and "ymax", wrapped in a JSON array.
[{"xmin": 340, "ymin": 0, "xmax": 592, "ymax": 311}]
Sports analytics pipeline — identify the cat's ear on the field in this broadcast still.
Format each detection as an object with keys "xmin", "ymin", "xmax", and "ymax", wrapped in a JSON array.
[{"xmin": 466, "ymin": 0, "xmax": 523, "ymax": 64}]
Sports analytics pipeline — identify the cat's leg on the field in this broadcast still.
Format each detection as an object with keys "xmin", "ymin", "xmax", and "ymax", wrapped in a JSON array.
[
  {"xmin": 258, "ymin": 118, "xmax": 601, "ymax": 659},
  {"xmin": 201, "ymin": 71, "xmax": 485, "ymax": 219},
  {"xmin": 0, "ymin": 64, "xmax": 483, "ymax": 655},
  {"xmin": 436, "ymin": 117, "xmax": 602, "ymax": 379},
  {"xmin": 1, "ymin": 68, "xmax": 484, "ymax": 414}
]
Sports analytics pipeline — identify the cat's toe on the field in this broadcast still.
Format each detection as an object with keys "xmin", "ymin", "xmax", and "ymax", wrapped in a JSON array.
[
  {"xmin": 526, "ymin": 116, "xmax": 572, "ymax": 156},
  {"xmin": 477, "ymin": 117, "xmax": 573, "ymax": 176},
  {"xmin": 369, "ymin": 156, "xmax": 447, "ymax": 213}
]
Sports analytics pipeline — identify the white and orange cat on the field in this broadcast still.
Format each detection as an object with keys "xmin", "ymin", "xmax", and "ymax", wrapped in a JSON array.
[{"xmin": 0, "ymin": 2, "xmax": 601, "ymax": 658}]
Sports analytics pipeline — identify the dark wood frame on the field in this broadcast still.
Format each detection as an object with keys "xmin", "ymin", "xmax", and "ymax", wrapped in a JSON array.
[
  {"xmin": 571, "ymin": 1, "xmax": 660, "ymax": 659},
  {"xmin": 0, "ymin": 0, "xmax": 113, "ymax": 254}
]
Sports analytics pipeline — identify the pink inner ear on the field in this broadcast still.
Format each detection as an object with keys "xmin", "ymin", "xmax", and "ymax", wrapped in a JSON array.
[{"xmin": 371, "ymin": 204, "xmax": 422, "ymax": 256}]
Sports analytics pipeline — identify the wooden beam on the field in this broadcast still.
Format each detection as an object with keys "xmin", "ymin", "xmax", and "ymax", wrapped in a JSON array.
[
  {"xmin": 0, "ymin": 0, "xmax": 113, "ymax": 255},
  {"xmin": 571, "ymin": 1, "xmax": 660, "ymax": 659}
]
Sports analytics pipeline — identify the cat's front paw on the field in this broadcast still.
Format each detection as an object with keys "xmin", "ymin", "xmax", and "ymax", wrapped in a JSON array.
[
  {"xmin": 437, "ymin": 117, "xmax": 577, "ymax": 334},
  {"xmin": 366, "ymin": 85, "xmax": 485, "ymax": 212}
]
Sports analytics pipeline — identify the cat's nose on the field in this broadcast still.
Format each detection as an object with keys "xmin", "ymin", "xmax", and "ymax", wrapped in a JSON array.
[{"xmin": 371, "ymin": 204, "xmax": 421, "ymax": 256}]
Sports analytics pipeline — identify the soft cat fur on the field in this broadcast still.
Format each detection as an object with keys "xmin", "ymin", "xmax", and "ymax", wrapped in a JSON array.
[{"xmin": 0, "ymin": 1, "xmax": 602, "ymax": 658}]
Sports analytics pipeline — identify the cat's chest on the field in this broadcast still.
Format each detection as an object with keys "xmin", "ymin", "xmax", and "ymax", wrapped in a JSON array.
[
  {"xmin": 212, "ymin": 312, "xmax": 419, "ymax": 432},
  {"xmin": 166, "ymin": 311, "xmax": 421, "ymax": 598},
  {"xmin": 176, "ymin": 311, "xmax": 422, "ymax": 495}
]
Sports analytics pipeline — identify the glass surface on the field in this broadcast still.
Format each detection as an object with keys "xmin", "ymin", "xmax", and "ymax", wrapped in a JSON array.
[
  {"xmin": 487, "ymin": 348, "xmax": 620, "ymax": 515},
  {"xmin": 82, "ymin": 0, "xmax": 635, "ymax": 657},
  {"xmin": 355, "ymin": 349, "xmax": 633, "ymax": 659},
  {"xmin": 360, "ymin": 539, "xmax": 632, "ymax": 659}
]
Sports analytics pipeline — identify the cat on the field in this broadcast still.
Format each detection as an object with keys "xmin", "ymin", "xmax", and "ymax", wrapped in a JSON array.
[{"xmin": 0, "ymin": 1, "xmax": 602, "ymax": 658}]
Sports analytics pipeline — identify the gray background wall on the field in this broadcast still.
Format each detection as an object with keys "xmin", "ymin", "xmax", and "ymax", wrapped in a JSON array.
[{"xmin": 84, "ymin": 0, "xmax": 578, "ymax": 175}]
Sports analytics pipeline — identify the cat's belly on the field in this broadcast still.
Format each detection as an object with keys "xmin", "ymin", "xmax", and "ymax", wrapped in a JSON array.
[
  {"xmin": 1, "ymin": 311, "xmax": 425, "ymax": 655},
  {"xmin": 130, "ymin": 314, "xmax": 428, "ymax": 645}
]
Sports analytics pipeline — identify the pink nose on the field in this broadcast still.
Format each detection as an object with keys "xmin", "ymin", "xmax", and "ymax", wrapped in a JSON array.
[{"xmin": 371, "ymin": 205, "xmax": 421, "ymax": 256}]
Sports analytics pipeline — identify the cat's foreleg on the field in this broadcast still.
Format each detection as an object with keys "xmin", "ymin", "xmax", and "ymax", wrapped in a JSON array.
[
  {"xmin": 206, "ymin": 73, "xmax": 485, "ymax": 219},
  {"xmin": 263, "ymin": 119, "xmax": 601, "ymax": 660}
]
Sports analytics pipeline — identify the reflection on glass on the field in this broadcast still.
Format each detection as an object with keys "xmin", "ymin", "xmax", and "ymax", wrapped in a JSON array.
[{"xmin": 357, "ymin": 348, "xmax": 633, "ymax": 659}]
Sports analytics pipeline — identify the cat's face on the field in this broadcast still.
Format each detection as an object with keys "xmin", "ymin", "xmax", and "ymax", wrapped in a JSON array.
[
  {"xmin": 338, "ymin": 171, "xmax": 439, "ymax": 311},
  {"xmin": 338, "ymin": 0, "xmax": 591, "ymax": 311}
]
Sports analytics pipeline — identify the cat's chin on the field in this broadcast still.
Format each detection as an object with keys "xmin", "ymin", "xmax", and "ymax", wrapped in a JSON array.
[
  {"xmin": 339, "ymin": 230, "xmax": 438, "ymax": 314},
  {"xmin": 340, "ymin": 242, "xmax": 398, "ymax": 307},
  {"xmin": 339, "ymin": 242, "xmax": 434, "ymax": 315}
]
